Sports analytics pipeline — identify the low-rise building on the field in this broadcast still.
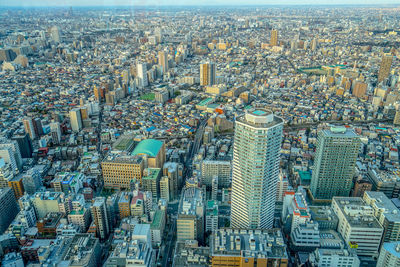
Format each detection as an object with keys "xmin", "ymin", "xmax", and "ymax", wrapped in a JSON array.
[
  {"xmin": 210, "ymin": 228, "xmax": 288, "ymax": 267},
  {"xmin": 332, "ymin": 197, "xmax": 384, "ymax": 257}
]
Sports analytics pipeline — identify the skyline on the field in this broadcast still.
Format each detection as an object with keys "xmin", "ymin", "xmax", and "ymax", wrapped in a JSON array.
[{"xmin": 1, "ymin": 0, "xmax": 400, "ymax": 7}]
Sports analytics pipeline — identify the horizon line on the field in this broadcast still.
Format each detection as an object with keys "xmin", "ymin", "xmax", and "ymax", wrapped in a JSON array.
[{"xmin": 1, "ymin": 3, "xmax": 400, "ymax": 8}]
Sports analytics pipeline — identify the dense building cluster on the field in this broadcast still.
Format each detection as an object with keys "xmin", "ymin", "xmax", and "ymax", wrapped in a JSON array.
[{"xmin": 0, "ymin": 4, "xmax": 399, "ymax": 267}]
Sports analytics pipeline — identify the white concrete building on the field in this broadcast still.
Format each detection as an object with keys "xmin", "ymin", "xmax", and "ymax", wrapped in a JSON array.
[{"xmin": 231, "ymin": 109, "xmax": 283, "ymax": 229}]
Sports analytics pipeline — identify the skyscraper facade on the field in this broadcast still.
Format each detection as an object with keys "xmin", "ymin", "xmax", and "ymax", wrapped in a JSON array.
[
  {"xmin": 310, "ymin": 126, "xmax": 361, "ymax": 200},
  {"xmin": 231, "ymin": 109, "xmax": 283, "ymax": 229},
  {"xmin": 69, "ymin": 108, "xmax": 83, "ymax": 132},
  {"xmin": 200, "ymin": 62, "xmax": 216, "ymax": 86},
  {"xmin": 23, "ymin": 118, "xmax": 36, "ymax": 140},
  {"xmin": 158, "ymin": 51, "xmax": 168, "ymax": 74},
  {"xmin": 378, "ymin": 54, "xmax": 393, "ymax": 83},
  {"xmin": 137, "ymin": 62, "xmax": 148, "ymax": 88},
  {"xmin": 270, "ymin": 29, "xmax": 278, "ymax": 46},
  {"xmin": 91, "ymin": 197, "xmax": 110, "ymax": 240}
]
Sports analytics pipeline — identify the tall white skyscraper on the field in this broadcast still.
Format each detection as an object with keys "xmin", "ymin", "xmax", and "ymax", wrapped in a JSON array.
[
  {"xmin": 137, "ymin": 63, "xmax": 148, "ymax": 88},
  {"xmin": 231, "ymin": 109, "xmax": 283, "ymax": 229}
]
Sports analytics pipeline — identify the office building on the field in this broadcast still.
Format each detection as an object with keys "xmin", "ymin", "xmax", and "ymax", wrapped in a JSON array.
[
  {"xmin": 231, "ymin": 109, "xmax": 283, "ymax": 229},
  {"xmin": 23, "ymin": 118, "xmax": 36, "ymax": 140},
  {"xmin": 69, "ymin": 108, "xmax": 83, "ymax": 132},
  {"xmin": 173, "ymin": 240, "xmax": 210, "ymax": 267},
  {"xmin": 210, "ymin": 228, "xmax": 288, "ymax": 267},
  {"xmin": 137, "ymin": 62, "xmax": 148, "ymax": 88},
  {"xmin": 201, "ymin": 160, "xmax": 231, "ymax": 188},
  {"xmin": 290, "ymin": 222, "xmax": 320, "ymax": 251},
  {"xmin": 67, "ymin": 208, "xmax": 91, "ymax": 232},
  {"xmin": 270, "ymin": 29, "xmax": 278, "ymax": 46},
  {"xmin": 158, "ymin": 50, "xmax": 168, "ymax": 74},
  {"xmin": 163, "ymin": 162, "xmax": 179, "ymax": 200},
  {"xmin": 32, "ymin": 191, "xmax": 66, "ymax": 219},
  {"xmin": 91, "ymin": 197, "xmax": 110, "ymax": 240},
  {"xmin": 177, "ymin": 187, "xmax": 205, "ymax": 242},
  {"xmin": 0, "ymin": 159, "xmax": 14, "ymax": 188},
  {"xmin": 51, "ymin": 172, "xmax": 83, "ymax": 194},
  {"xmin": 309, "ymin": 248, "xmax": 360, "ymax": 267},
  {"xmin": 310, "ymin": 127, "xmax": 360, "ymax": 200},
  {"xmin": 378, "ymin": 54, "xmax": 393, "ymax": 83},
  {"xmin": 12, "ymin": 133, "xmax": 33, "ymax": 158},
  {"xmin": 142, "ymin": 168, "xmax": 161, "ymax": 201},
  {"xmin": 331, "ymin": 197, "xmax": 383, "ymax": 257},
  {"xmin": 206, "ymin": 200, "xmax": 218, "ymax": 233},
  {"xmin": 363, "ymin": 191, "xmax": 400, "ymax": 243},
  {"xmin": 22, "ymin": 167, "xmax": 42, "ymax": 195},
  {"xmin": 61, "ymin": 234, "xmax": 101, "ymax": 267},
  {"xmin": 101, "ymin": 153, "xmax": 144, "ymax": 189},
  {"xmin": 160, "ymin": 176, "xmax": 170, "ymax": 202},
  {"xmin": 150, "ymin": 209, "xmax": 166, "ymax": 247},
  {"xmin": 0, "ymin": 139, "xmax": 23, "ymax": 171},
  {"xmin": 367, "ymin": 169, "xmax": 400, "ymax": 199},
  {"xmin": 200, "ymin": 62, "xmax": 216, "ymax": 86},
  {"xmin": 37, "ymin": 212, "xmax": 62, "ymax": 238},
  {"xmin": 0, "ymin": 188, "xmax": 19, "ymax": 233},
  {"xmin": 50, "ymin": 122, "xmax": 62, "ymax": 144},
  {"xmin": 377, "ymin": 241, "xmax": 400, "ymax": 267},
  {"xmin": 118, "ymin": 192, "xmax": 132, "ymax": 219},
  {"xmin": 282, "ymin": 190, "xmax": 311, "ymax": 233},
  {"xmin": 309, "ymin": 206, "xmax": 339, "ymax": 230}
]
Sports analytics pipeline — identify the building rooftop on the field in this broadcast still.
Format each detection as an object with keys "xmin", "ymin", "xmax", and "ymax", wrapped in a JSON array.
[
  {"xmin": 237, "ymin": 108, "xmax": 283, "ymax": 129},
  {"xmin": 332, "ymin": 197, "xmax": 382, "ymax": 229},
  {"xmin": 364, "ymin": 191, "xmax": 400, "ymax": 223},
  {"xmin": 150, "ymin": 210, "xmax": 164, "ymax": 229},
  {"xmin": 382, "ymin": 241, "xmax": 400, "ymax": 258},
  {"xmin": 142, "ymin": 168, "xmax": 161, "ymax": 181},
  {"xmin": 174, "ymin": 240, "xmax": 210, "ymax": 267},
  {"xmin": 178, "ymin": 187, "xmax": 204, "ymax": 217},
  {"xmin": 102, "ymin": 152, "xmax": 143, "ymax": 164},
  {"xmin": 211, "ymin": 228, "xmax": 287, "ymax": 260},
  {"xmin": 61, "ymin": 234, "xmax": 99, "ymax": 266},
  {"xmin": 322, "ymin": 127, "xmax": 359, "ymax": 138},
  {"xmin": 132, "ymin": 139, "xmax": 163, "ymax": 157}
]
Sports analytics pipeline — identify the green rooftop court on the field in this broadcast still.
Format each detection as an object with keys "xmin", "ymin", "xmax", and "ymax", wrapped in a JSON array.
[
  {"xmin": 132, "ymin": 139, "xmax": 163, "ymax": 157},
  {"xmin": 197, "ymin": 98, "xmax": 213, "ymax": 107},
  {"xmin": 140, "ymin": 93, "xmax": 155, "ymax": 101}
]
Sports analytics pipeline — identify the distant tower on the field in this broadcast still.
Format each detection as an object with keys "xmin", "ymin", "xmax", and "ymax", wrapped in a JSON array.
[
  {"xmin": 158, "ymin": 51, "xmax": 168, "ymax": 74},
  {"xmin": 231, "ymin": 109, "xmax": 283, "ymax": 229},
  {"xmin": 69, "ymin": 108, "xmax": 82, "ymax": 132},
  {"xmin": 378, "ymin": 54, "xmax": 393, "ymax": 83},
  {"xmin": 49, "ymin": 26, "xmax": 62, "ymax": 43},
  {"xmin": 137, "ymin": 63, "xmax": 148, "ymax": 88},
  {"xmin": 270, "ymin": 29, "xmax": 278, "ymax": 46},
  {"xmin": 310, "ymin": 126, "xmax": 361, "ymax": 200},
  {"xmin": 200, "ymin": 62, "xmax": 216, "ymax": 86}
]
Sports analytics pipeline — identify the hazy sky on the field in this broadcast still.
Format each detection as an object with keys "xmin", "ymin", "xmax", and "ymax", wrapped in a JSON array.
[{"xmin": 1, "ymin": 0, "xmax": 399, "ymax": 7}]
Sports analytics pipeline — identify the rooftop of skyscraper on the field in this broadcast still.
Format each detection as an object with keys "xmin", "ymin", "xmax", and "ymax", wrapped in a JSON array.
[{"xmin": 237, "ymin": 108, "xmax": 283, "ymax": 128}]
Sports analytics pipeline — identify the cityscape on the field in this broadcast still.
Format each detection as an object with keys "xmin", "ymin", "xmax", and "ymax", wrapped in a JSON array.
[{"xmin": 0, "ymin": 2, "xmax": 400, "ymax": 267}]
